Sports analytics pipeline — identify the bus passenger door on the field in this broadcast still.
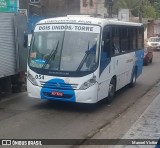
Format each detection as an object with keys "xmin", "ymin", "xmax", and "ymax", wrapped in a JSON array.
[{"xmin": 98, "ymin": 27, "xmax": 112, "ymax": 101}]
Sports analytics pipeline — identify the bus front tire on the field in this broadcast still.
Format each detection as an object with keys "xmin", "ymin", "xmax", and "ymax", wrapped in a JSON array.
[{"xmin": 105, "ymin": 78, "xmax": 116, "ymax": 104}]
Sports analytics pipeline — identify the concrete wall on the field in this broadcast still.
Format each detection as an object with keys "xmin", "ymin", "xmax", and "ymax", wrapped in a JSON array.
[
  {"xmin": 147, "ymin": 20, "xmax": 154, "ymax": 38},
  {"xmin": 154, "ymin": 20, "xmax": 160, "ymax": 36},
  {"xmin": 80, "ymin": 0, "xmax": 97, "ymax": 15},
  {"xmin": 96, "ymin": 0, "xmax": 107, "ymax": 17},
  {"xmin": 80, "ymin": 0, "xmax": 107, "ymax": 17}
]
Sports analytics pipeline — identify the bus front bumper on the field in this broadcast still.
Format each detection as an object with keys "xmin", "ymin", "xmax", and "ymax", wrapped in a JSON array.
[{"xmin": 27, "ymin": 80, "xmax": 98, "ymax": 104}]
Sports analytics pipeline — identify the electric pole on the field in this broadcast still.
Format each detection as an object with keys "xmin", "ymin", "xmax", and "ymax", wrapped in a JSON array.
[
  {"xmin": 139, "ymin": 0, "xmax": 144, "ymax": 23},
  {"xmin": 106, "ymin": 0, "xmax": 113, "ymax": 18}
]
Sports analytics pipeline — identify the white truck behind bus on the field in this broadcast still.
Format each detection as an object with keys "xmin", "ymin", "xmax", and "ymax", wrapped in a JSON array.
[{"xmin": 0, "ymin": 13, "xmax": 28, "ymax": 94}]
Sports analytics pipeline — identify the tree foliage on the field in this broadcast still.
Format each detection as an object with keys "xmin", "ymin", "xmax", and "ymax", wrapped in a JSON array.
[
  {"xmin": 143, "ymin": 5, "xmax": 157, "ymax": 18},
  {"xmin": 153, "ymin": 0, "xmax": 160, "ymax": 18},
  {"xmin": 112, "ymin": 0, "xmax": 159, "ymax": 19}
]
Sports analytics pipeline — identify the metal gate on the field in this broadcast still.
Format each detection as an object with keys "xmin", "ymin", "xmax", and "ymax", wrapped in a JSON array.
[
  {"xmin": 0, "ymin": 13, "xmax": 27, "ymax": 78},
  {"xmin": 0, "ymin": 13, "xmax": 16, "ymax": 78}
]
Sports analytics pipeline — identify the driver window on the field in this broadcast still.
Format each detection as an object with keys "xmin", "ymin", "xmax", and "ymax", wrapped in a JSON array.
[{"xmin": 102, "ymin": 26, "xmax": 111, "ymax": 60}]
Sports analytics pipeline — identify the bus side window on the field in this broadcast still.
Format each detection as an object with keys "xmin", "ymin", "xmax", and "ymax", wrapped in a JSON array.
[
  {"xmin": 112, "ymin": 27, "xmax": 120, "ymax": 55},
  {"xmin": 120, "ymin": 27, "xmax": 129, "ymax": 53}
]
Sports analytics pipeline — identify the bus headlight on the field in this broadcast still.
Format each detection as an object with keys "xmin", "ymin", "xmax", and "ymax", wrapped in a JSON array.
[
  {"xmin": 27, "ymin": 71, "xmax": 38, "ymax": 86},
  {"xmin": 79, "ymin": 76, "xmax": 96, "ymax": 90}
]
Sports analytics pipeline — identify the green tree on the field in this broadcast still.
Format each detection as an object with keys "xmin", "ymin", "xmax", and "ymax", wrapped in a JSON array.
[
  {"xmin": 113, "ymin": 0, "xmax": 157, "ymax": 19},
  {"xmin": 143, "ymin": 0, "xmax": 157, "ymax": 18},
  {"xmin": 152, "ymin": 0, "xmax": 160, "ymax": 18},
  {"xmin": 143, "ymin": 5, "xmax": 157, "ymax": 18}
]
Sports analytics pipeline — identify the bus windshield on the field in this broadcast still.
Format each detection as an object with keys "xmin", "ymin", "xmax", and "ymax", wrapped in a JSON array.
[{"xmin": 29, "ymin": 25, "xmax": 100, "ymax": 72}]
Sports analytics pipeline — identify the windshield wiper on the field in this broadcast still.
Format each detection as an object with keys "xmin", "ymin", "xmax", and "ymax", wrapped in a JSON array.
[
  {"xmin": 76, "ymin": 42, "xmax": 96, "ymax": 71},
  {"xmin": 42, "ymin": 41, "xmax": 59, "ymax": 69},
  {"xmin": 76, "ymin": 51, "xmax": 91, "ymax": 71}
]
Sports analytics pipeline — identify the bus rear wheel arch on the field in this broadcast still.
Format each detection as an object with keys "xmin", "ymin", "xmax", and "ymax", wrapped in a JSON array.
[{"xmin": 129, "ymin": 67, "xmax": 137, "ymax": 88}]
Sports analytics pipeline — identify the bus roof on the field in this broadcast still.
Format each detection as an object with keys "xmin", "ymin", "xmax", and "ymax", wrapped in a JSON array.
[{"xmin": 37, "ymin": 16, "xmax": 143, "ymax": 27}]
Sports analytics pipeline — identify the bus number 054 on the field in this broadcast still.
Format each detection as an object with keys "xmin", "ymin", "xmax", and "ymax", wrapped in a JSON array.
[{"xmin": 35, "ymin": 75, "xmax": 44, "ymax": 80}]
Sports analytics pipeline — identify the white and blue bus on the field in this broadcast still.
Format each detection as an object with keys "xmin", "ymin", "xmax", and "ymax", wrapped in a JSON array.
[{"xmin": 27, "ymin": 16, "xmax": 144, "ymax": 103}]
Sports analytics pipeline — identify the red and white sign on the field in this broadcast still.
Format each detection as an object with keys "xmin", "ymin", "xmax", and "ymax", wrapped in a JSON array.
[{"xmin": 51, "ymin": 91, "xmax": 63, "ymax": 97}]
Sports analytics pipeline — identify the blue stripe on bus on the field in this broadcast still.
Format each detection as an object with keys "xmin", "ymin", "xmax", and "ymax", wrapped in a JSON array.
[
  {"xmin": 155, "ymin": 139, "xmax": 160, "ymax": 148},
  {"xmin": 135, "ymin": 49, "xmax": 144, "ymax": 77},
  {"xmin": 156, "ymin": 144, "xmax": 160, "ymax": 148},
  {"xmin": 130, "ymin": 49, "xmax": 144, "ymax": 82},
  {"xmin": 100, "ymin": 52, "xmax": 111, "ymax": 75},
  {"xmin": 40, "ymin": 78, "xmax": 76, "ymax": 102}
]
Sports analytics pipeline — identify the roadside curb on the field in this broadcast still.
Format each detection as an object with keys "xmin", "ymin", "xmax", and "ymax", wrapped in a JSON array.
[
  {"xmin": 113, "ymin": 82, "xmax": 160, "ymax": 148},
  {"xmin": 76, "ymin": 81, "xmax": 160, "ymax": 148}
]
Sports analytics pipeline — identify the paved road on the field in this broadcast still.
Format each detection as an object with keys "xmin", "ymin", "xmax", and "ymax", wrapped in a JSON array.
[{"xmin": 0, "ymin": 52, "xmax": 160, "ymax": 147}]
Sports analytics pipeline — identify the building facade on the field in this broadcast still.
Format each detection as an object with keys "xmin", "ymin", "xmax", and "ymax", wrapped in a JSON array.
[
  {"xmin": 19, "ymin": 0, "xmax": 80, "ymax": 17},
  {"xmin": 80, "ymin": 0, "xmax": 108, "ymax": 17}
]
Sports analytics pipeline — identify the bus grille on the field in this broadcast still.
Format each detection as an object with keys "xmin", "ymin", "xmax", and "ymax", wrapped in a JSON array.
[{"xmin": 40, "ymin": 81, "xmax": 78, "ymax": 90}]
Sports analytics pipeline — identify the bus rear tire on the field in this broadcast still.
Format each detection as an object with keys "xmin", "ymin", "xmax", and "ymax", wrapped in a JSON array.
[
  {"xmin": 129, "ymin": 69, "xmax": 137, "ymax": 88},
  {"xmin": 105, "ymin": 78, "xmax": 116, "ymax": 104}
]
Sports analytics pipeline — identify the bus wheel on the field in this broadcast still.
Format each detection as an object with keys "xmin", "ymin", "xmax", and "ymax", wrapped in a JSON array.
[
  {"xmin": 105, "ymin": 78, "xmax": 116, "ymax": 104},
  {"xmin": 129, "ymin": 69, "xmax": 137, "ymax": 88}
]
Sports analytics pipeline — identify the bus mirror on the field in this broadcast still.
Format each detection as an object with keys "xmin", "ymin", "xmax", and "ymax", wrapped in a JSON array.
[{"xmin": 24, "ymin": 32, "xmax": 28, "ymax": 48}]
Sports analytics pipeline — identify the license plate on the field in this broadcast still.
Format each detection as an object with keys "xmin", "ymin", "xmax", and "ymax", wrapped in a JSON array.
[{"xmin": 51, "ymin": 91, "xmax": 63, "ymax": 97}]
